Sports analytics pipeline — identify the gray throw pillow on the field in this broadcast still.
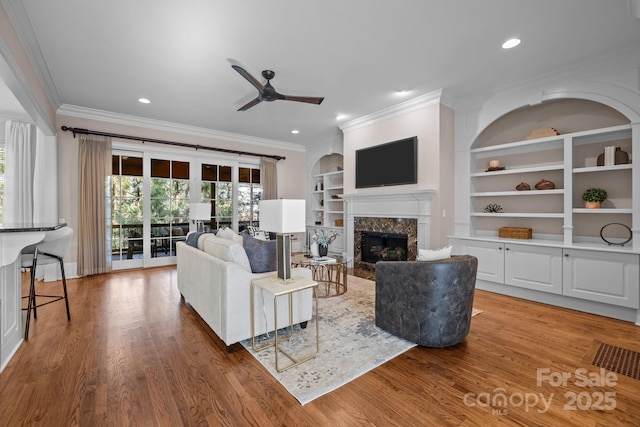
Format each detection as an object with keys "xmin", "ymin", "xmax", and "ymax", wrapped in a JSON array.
[{"xmin": 242, "ymin": 232, "xmax": 277, "ymax": 273}]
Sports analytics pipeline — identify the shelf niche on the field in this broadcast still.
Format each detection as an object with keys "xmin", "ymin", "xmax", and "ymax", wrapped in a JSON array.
[{"xmin": 469, "ymin": 98, "xmax": 634, "ymax": 247}]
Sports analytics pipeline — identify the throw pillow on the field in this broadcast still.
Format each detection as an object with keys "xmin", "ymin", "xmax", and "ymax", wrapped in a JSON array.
[
  {"xmin": 216, "ymin": 227, "xmax": 243, "ymax": 244},
  {"xmin": 242, "ymin": 232, "xmax": 277, "ymax": 273},
  {"xmin": 417, "ymin": 246, "xmax": 452, "ymax": 261},
  {"xmin": 185, "ymin": 231, "xmax": 205, "ymax": 247}
]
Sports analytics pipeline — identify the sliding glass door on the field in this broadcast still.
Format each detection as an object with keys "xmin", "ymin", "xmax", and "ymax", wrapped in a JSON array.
[
  {"xmin": 110, "ymin": 143, "xmax": 261, "ymax": 270},
  {"xmin": 110, "ymin": 153, "xmax": 144, "ymax": 267}
]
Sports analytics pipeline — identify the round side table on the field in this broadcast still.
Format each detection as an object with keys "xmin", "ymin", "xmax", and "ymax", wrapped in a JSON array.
[{"xmin": 292, "ymin": 253, "xmax": 348, "ymax": 298}]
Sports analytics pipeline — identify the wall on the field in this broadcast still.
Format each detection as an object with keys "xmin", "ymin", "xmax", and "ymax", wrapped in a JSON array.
[
  {"xmin": 341, "ymin": 93, "xmax": 455, "ymax": 248},
  {"xmin": 56, "ymin": 112, "xmax": 309, "ymax": 264}
]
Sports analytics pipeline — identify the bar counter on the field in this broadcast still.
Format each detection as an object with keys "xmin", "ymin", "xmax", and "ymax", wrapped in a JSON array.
[{"xmin": 0, "ymin": 222, "xmax": 67, "ymax": 371}]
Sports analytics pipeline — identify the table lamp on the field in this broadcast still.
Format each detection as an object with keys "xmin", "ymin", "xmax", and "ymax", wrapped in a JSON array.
[
  {"xmin": 190, "ymin": 202, "xmax": 211, "ymax": 232},
  {"xmin": 259, "ymin": 199, "xmax": 306, "ymax": 281}
]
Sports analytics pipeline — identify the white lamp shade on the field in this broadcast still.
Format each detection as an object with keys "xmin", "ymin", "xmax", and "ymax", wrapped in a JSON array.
[
  {"xmin": 189, "ymin": 203, "xmax": 211, "ymax": 220},
  {"xmin": 259, "ymin": 199, "xmax": 306, "ymax": 233}
]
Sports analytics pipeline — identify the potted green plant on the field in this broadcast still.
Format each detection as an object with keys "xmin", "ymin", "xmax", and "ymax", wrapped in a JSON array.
[
  {"xmin": 312, "ymin": 229, "xmax": 340, "ymax": 257},
  {"xmin": 582, "ymin": 188, "xmax": 607, "ymax": 209}
]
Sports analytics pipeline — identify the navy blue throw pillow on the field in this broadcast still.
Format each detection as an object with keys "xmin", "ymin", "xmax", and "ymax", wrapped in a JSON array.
[{"xmin": 242, "ymin": 232, "xmax": 277, "ymax": 273}]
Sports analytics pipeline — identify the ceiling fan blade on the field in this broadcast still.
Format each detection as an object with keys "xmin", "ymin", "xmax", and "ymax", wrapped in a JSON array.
[
  {"xmin": 237, "ymin": 97, "xmax": 262, "ymax": 111},
  {"xmin": 282, "ymin": 95, "xmax": 325, "ymax": 105},
  {"xmin": 231, "ymin": 65, "xmax": 264, "ymax": 91}
]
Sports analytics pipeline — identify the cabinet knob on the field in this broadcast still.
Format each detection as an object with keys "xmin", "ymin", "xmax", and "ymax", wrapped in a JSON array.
[
  {"xmin": 564, "ymin": 253, "xmax": 569, "ymax": 257},
  {"xmin": 498, "ymin": 247, "xmax": 503, "ymax": 250},
  {"xmin": 505, "ymin": 247, "xmax": 510, "ymax": 251}
]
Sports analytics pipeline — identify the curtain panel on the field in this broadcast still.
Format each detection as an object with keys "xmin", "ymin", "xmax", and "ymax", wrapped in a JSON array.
[
  {"xmin": 3, "ymin": 120, "xmax": 36, "ymax": 224},
  {"xmin": 78, "ymin": 134, "xmax": 112, "ymax": 276},
  {"xmin": 260, "ymin": 157, "xmax": 278, "ymax": 200}
]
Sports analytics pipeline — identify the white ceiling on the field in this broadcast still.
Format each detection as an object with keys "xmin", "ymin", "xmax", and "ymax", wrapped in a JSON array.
[{"xmin": 2, "ymin": 0, "xmax": 640, "ymax": 147}]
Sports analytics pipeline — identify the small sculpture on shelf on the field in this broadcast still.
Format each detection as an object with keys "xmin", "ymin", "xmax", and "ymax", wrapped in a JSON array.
[
  {"xmin": 484, "ymin": 204, "xmax": 503, "ymax": 213},
  {"xmin": 582, "ymin": 188, "xmax": 607, "ymax": 209},
  {"xmin": 516, "ymin": 182, "xmax": 531, "ymax": 191},
  {"xmin": 486, "ymin": 159, "xmax": 505, "ymax": 172},
  {"xmin": 597, "ymin": 146, "xmax": 629, "ymax": 166},
  {"xmin": 535, "ymin": 179, "xmax": 555, "ymax": 190}
]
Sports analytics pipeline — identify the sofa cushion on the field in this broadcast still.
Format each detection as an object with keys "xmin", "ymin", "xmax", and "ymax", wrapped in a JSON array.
[
  {"xmin": 202, "ymin": 236, "xmax": 252, "ymax": 272},
  {"xmin": 242, "ymin": 233, "xmax": 277, "ymax": 273},
  {"xmin": 216, "ymin": 227, "xmax": 243, "ymax": 244},
  {"xmin": 417, "ymin": 246, "xmax": 452, "ymax": 261}
]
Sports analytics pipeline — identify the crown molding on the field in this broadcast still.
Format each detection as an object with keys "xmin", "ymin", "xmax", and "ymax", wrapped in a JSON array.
[
  {"xmin": 0, "ymin": 36, "xmax": 55, "ymax": 134},
  {"xmin": 0, "ymin": 0, "xmax": 61, "ymax": 109},
  {"xmin": 338, "ymin": 88, "xmax": 453, "ymax": 134},
  {"xmin": 57, "ymin": 104, "xmax": 307, "ymax": 152}
]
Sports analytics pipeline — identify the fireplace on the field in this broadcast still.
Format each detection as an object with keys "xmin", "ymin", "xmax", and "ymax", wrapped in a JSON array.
[
  {"xmin": 342, "ymin": 190, "xmax": 436, "ymax": 278},
  {"xmin": 361, "ymin": 231, "xmax": 408, "ymax": 263}
]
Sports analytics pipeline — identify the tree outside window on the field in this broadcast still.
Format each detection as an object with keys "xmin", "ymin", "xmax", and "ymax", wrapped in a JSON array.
[
  {"xmin": 238, "ymin": 166, "xmax": 262, "ymax": 231},
  {"xmin": 150, "ymin": 159, "xmax": 189, "ymax": 257},
  {"xmin": 201, "ymin": 163, "xmax": 232, "ymax": 230},
  {"xmin": 110, "ymin": 155, "xmax": 143, "ymax": 260}
]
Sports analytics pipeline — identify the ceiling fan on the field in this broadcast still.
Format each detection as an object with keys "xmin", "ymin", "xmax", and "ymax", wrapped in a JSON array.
[{"xmin": 232, "ymin": 65, "xmax": 324, "ymax": 111}]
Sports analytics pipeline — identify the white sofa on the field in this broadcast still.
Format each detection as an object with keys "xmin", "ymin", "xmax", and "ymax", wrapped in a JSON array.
[{"xmin": 176, "ymin": 233, "xmax": 313, "ymax": 347}]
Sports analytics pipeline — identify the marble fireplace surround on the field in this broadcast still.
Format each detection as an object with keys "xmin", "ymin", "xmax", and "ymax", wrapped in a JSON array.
[{"xmin": 342, "ymin": 190, "xmax": 437, "ymax": 267}]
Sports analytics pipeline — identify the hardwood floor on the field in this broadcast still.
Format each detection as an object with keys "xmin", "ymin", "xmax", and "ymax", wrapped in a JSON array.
[{"xmin": 1, "ymin": 266, "xmax": 639, "ymax": 426}]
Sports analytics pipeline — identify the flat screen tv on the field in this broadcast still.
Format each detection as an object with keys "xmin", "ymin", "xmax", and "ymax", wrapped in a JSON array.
[{"xmin": 355, "ymin": 136, "xmax": 418, "ymax": 188}]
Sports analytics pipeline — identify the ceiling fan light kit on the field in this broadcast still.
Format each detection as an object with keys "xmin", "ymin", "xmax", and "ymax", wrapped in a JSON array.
[{"xmin": 232, "ymin": 65, "xmax": 324, "ymax": 111}]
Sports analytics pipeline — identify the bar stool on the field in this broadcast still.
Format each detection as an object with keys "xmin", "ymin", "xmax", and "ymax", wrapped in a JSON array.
[{"xmin": 21, "ymin": 226, "xmax": 74, "ymax": 339}]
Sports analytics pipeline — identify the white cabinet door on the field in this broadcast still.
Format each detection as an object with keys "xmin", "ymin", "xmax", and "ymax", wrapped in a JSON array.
[
  {"xmin": 563, "ymin": 249, "xmax": 640, "ymax": 308},
  {"xmin": 505, "ymin": 243, "xmax": 562, "ymax": 294},
  {"xmin": 463, "ymin": 240, "xmax": 505, "ymax": 283}
]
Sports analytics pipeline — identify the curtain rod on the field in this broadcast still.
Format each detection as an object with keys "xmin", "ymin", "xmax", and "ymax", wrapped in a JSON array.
[{"xmin": 60, "ymin": 126, "xmax": 285, "ymax": 161}]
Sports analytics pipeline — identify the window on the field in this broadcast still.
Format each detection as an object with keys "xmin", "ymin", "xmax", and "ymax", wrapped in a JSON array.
[
  {"xmin": 110, "ymin": 155, "xmax": 143, "ymax": 260},
  {"xmin": 150, "ymin": 159, "xmax": 190, "ymax": 256},
  {"xmin": 109, "ymin": 144, "xmax": 261, "ymax": 268},
  {"xmin": 0, "ymin": 144, "xmax": 4, "ymax": 223},
  {"xmin": 201, "ymin": 163, "xmax": 232, "ymax": 230},
  {"xmin": 238, "ymin": 166, "xmax": 262, "ymax": 230}
]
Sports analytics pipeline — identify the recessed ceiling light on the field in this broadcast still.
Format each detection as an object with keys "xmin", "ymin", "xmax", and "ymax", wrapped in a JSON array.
[
  {"xmin": 291, "ymin": 129, "xmax": 299, "ymax": 134},
  {"xmin": 138, "ymin": 98, "xmax": 151, "ymax": 104},
  {"xmin": 336, "ymin": 114, "xmax": 348, "ymax": 121},
  {"xmin": 394, "ymin": 90, "xmax": 410, "ymax": 97},
  {"xmin": 502, "ymin": 38, "xmax": 521, "ymax": 49}
]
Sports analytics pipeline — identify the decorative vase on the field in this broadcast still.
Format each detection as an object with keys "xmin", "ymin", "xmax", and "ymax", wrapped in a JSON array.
[
  {"xmin": 310, "ymin": 242, "xmax": 320, "ymax": 257},
  {"xmin": 597, "ymin": 147, "xmax": 629, "ymax": 166},
  {"xmin": 535, "ymin": 179, "xmax": 555, "ymax": 190},
  {"xmin": 585, "ymin": 201, "xmax": 601, "ymax": 209},
  {"xmin": 319, "ymin": 244, "xmax": 328, "ymax": 257}
]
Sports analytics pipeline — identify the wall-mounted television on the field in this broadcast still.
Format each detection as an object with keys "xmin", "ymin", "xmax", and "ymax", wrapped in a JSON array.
[{"xmin": 355, "ymin": 136, "xmax": 418, "ymax": 188}]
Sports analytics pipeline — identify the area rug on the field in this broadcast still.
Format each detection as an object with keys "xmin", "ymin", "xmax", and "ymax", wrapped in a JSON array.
[
  {"xmin": 241, "ymin": 275, "xmax": 484, "ymax": 405},
  {"xmin": 241, "ymin": 275, "xmax": 416, "ymax": 405}
]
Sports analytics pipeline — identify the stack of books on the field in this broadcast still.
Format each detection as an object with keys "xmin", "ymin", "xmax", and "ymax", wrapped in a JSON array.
[{"xmin": 312, "ymin": 256, "xmax": 337, "ymax": 264}]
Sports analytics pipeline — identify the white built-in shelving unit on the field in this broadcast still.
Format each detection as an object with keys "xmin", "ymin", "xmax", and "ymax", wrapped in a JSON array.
[
  {"xmin": 452, "ymin": 123, "xmax": 640, "ymax": 323},
  {"xmin": 468, "ymin": 124, "xmax": 637, "ymax": 249}
]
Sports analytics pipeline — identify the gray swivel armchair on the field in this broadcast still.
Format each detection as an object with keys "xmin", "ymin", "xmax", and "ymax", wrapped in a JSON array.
[{"xmin": 375, "ymin": 255, "xmax": 478, "ymax": 347}]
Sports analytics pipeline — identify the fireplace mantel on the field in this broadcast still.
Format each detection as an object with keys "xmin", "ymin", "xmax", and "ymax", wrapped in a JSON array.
[{"xmin": 342, "ymin": 190, "xmax": 437, "ymax": 262}]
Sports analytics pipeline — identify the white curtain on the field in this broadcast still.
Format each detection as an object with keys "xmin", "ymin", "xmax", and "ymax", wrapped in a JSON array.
[{"xmin": 4, "ymin": 120, "xmax": 36, "ymax": 224}]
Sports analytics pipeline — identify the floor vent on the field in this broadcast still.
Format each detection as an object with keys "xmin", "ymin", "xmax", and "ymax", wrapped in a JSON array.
[{"xmin": 591, "ymin": 342, "xmax": 640, "ymax": 380}]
